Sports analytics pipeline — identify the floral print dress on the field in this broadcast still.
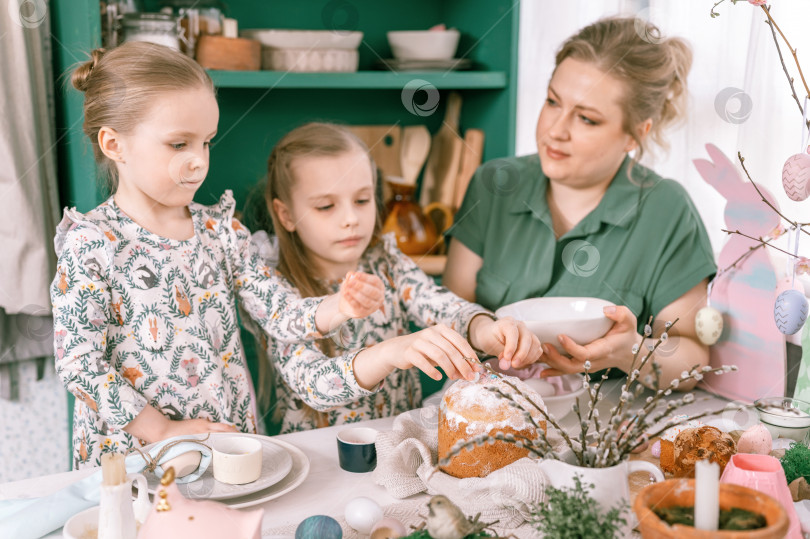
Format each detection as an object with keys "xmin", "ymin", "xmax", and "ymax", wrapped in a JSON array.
[
  {"xmin": 251, "ymin": 233, "xmax": 491, "ymax": 433},
  {"xmin": 51, "ymin": 191, "xmax": 324, "ymax": 469}
]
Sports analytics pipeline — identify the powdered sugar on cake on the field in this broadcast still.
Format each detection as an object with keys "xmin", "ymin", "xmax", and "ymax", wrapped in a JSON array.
[{"xmin": 440, "ymin": 374, "xmax": 547, "ymax": 435}]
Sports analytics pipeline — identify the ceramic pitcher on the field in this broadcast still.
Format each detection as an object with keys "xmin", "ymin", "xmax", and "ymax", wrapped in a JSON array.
[{"xmin": 538, "ymin": 453, "xmax": 664, "ymax": 534}]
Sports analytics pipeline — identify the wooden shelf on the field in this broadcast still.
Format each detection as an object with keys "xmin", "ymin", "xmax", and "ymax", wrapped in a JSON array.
[{"xmin": 208, "ymin": 70, "xmax": 507, "ymax": 89}]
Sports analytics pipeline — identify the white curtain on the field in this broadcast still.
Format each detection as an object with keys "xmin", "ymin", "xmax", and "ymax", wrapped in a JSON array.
[
  {"xmin": 0, "ymin": 0, "xmax": 68, "ymax": 480},
  {"xmin": 0, "ymin": 0, "xmax": 60, "ymax": 315},
  {"xmin": 516, "ymin": 0, "xmax": 810, "ymax": 257}
]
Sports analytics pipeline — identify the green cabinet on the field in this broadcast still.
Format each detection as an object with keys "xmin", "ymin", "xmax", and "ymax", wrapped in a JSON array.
[{"xmin": 50, "ymin": 0, "xmax": 520, "ymax": 211}]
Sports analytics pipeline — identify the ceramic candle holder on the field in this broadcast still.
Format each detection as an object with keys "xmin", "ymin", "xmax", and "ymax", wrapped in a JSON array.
[
  {"xmin": 634, "ymin": 479, "xmax": 789, "ymax": 538},
  {"xmin": 720, "ymin": 453, "xmax": 804, "ymax": 539},
  {"xmin": 211, "ymin": 436, "xmax": 262, "ymax": 485}
]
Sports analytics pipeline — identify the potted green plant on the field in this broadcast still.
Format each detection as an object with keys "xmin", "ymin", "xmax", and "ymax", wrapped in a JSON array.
[{"xmin": 633, "ymin": 479, "xmax": 789, "ymax": 538}]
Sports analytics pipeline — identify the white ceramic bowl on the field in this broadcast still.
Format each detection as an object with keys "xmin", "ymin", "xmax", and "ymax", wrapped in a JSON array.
[
  {"xmin": 754, "ymin": 397, "xmax": 810, "ymax": 442},
  {"xmin": 522, "ymin": 374, "xmax": 586, "ymax": 421},
  {"xmin": 240, "ymin": 29, "xmax": 363, "ymax": 50},
  {"xmin": 64, "ymin": 506, "xmax": 146, "ymax": 539},
  {"xmin": 496, "ymin": 297, "xmax": 615, "ymax": 353},
  {"xmin": 387, "ymin": 29, "xmax": 460, "ymax": 60}
]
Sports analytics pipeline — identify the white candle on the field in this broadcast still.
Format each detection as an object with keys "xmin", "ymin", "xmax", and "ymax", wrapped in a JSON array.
[{"xmin": 694, "ymin": 460, "xmax": 720, "ymax": 531}]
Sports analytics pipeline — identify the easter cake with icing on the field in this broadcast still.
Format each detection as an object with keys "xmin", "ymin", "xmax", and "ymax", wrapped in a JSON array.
[{"xmin": 438, "ymin": 373, "xmax": 547, "ymax": 478}]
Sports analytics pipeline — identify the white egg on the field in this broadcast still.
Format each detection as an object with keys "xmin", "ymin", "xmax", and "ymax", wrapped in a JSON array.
[
  {"xmin": 521, "ymin": 377, "xmax": 557, "ymax": 397},
  {"xmin": 344, "ymin": 496, "xmax": 383, "ymax": 535},
  {"xmin": 694, "ymin": 306, "xmax": 723, "ymax": 345}
]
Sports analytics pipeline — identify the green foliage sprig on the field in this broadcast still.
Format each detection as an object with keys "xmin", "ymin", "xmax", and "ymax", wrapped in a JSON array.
[
  {"xmin": 529, "ymin": 474, "xmax": 627, "ymax": 539},
  {"xmin": 780, "ymin": 442, "xmax": 810, "ymax": 484}
]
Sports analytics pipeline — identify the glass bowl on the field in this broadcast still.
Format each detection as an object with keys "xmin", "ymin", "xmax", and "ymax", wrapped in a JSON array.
[{"xmin": 754, "ymin": 397, "xmax": 810, "ymax": 442}]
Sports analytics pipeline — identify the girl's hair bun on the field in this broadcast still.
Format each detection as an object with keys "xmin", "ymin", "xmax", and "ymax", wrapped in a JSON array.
[{"xmin": 71, "ymin": 48, "xmax": 106, "ymax": 92}]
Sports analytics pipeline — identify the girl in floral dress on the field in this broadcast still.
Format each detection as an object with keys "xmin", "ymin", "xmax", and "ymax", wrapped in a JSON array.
[
  {"xmin": 253, "ymin": 122, "xmax": 544, "ymax": 433},
  {"xmin": 51, "ymin": 43, "xmax": 383, "ymax": 469}
]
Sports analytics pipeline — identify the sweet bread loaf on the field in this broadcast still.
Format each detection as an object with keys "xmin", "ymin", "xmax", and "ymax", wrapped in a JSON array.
[{"xmin": 438, "ymin": 374, "xmax": 547, "ymax": 478}]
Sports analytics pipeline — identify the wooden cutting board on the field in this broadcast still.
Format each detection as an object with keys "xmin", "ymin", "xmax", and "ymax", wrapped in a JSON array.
[
  {"xmin": 420, "ymin": 92, "xmax": 464, "ymax": 208},
  {"xmin": 453, "ymin": 128, "xmax": 484, "ymax": 210},
  {"xmin": 348, "ymin": 125, "xmax": 402, "ymax": 180}
]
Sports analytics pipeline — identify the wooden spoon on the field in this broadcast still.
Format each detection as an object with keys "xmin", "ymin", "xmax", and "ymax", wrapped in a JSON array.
[{"xmin": 400, "ymin": 125, "xmax": 431, "ymax": 186}]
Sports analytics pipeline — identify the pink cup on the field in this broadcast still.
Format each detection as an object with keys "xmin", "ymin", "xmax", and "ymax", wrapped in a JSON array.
[{"xmin": 719, "ymin": 453, "xmax": 801, "ymax": 539}]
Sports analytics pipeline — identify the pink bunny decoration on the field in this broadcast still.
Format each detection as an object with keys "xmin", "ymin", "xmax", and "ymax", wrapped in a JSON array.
[{"xmin": 694, "ymin": 144, "xmax": 786, "ymax": 402}]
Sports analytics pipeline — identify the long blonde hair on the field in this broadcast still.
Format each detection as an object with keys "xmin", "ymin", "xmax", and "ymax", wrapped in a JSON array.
[
  {"xmin": 71, "ymin": 41, "xmax": 214, "ymax": 193},
  {"xmin": 555, "ymin": 16, "xmax": 692, "ymax": 165},
  {"xmin": 260, "ymin": 122, "xmax": 382, "ymax": 426},
  {"xmin": 266, "ymin": 122, "xmax": 382, "ymax": 301}
]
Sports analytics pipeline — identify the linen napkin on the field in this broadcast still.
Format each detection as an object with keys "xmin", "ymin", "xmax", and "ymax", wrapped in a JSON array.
[
  {"xmin": 0, "ymin": 436, "xmax": 212, "ymax": 539},
  {"xmin": 373, "ymin": 406, "xmax": 561, "ymax": 529}
]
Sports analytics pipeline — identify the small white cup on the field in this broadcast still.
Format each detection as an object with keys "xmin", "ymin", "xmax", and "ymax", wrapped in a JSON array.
[{"xmin": 212, "ymin": 436, "xmax": 262, "ymax": 485}]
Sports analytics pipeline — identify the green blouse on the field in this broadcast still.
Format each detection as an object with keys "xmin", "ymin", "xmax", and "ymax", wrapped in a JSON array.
[{"xmin": 447, "ymin": 154, "xmax": 716, "ymax": 332}]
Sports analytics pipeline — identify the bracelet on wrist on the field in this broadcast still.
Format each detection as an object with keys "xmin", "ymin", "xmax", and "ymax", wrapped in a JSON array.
[{"xmin": 467, "ymin": 311, "xmax": 498, "ymax": 356}]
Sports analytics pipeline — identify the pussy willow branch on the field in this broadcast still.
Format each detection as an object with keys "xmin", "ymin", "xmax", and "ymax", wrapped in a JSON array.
[
  {"xmin": 624, "ymin": 400, "xmax": 746, "ymax": 454},
  {"xmin": 759, "ymin": 5, "xmax": 810, "ymax": 106},
  {"xmin": 716, "ymin": 237, "xmax": 766, "ymax": 278},
  {"xmin": 762, "ymin": 6, "xmax": 810, "ymax": 130},
  {"xmin": 722, "ymin": 228, "xmax": 801, "ymax": 258},
  {"xmin": 599, "ymin": 317, "xmax": 673, "ymax": 453},
  {"xmin": 489, "ymin": 371, "xmax": 584, "ymax": 463},
  {"xmin": 738, "ymin": 152, "xmax": 810, "ymax": 233}
]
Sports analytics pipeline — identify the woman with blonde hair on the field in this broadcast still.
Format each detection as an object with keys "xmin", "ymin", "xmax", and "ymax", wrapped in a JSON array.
[{"xmin": 443, "ymin": 17, "xmax": 716, "ymax": 389}]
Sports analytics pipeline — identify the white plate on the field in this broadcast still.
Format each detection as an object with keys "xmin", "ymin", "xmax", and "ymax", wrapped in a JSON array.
[
  {"xmin": 376, "ymin": 58, "xmax": 472, "ymax": 71},
  {"xmin": 496, "ymin": 297, "xmax": 614, "ymax": 353},
  {"xmin": 220, "ymin": 437, "xmax": 310, "ymax": 509},
  {"xmin": 143, "ymin": 433, "xmax": 292, "ymax": 501}
]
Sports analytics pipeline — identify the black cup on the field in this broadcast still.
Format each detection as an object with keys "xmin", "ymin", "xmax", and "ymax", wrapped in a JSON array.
[{"xmin": 336, "ymin": 427, "xmax": 377, "ymax": 473}]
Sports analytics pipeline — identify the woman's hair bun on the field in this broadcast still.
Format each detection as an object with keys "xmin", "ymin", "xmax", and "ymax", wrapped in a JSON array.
[{"xmin": 71, "ymin": 48, "xmax": 106, "ymax": 92}]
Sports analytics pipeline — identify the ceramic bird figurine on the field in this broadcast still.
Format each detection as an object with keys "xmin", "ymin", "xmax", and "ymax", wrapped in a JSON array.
[{"xmin": 425, "ymin": 495, "xmax": 493, "ymax": 539}]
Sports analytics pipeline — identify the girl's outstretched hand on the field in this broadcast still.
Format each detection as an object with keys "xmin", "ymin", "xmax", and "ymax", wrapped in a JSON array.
[
  {"xmin": 339, "ymin": 271, "xmax": 385, "ymax": 318},
  {"xmin": 387, "ymin": 324, "xmax": 484, "ymax": 382},
  {"xmin": 469, "ymin": 315, "xmax": 543, "ymax": 370},
  {"xmin": 354, "ymin": 324, "xmax": 485, "ymax": 390}
]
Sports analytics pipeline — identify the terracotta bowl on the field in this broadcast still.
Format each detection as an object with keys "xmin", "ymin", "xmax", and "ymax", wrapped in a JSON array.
[{"xmin": 633, "ymin": 478, "xmax": 789, "ymax": 538}]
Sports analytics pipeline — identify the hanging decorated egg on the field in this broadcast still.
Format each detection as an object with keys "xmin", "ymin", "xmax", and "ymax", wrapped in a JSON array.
[
  {"xmin": 295, "ymin": 515, "xmax": 342, "ymax": 539},
  {"xmin": 344, "ymin": 496, "xmax": 384, "ymax": 535},
  {"xmin": 781, "ymin": 153, "xmax": 810, "ymax": 201},
  {"xmin": 773, "ymin": 289, "xmax": 809, "ymax": 335},
  {"xmin": 695, "ymin": 306, "xmax": 723, "ymax": 345}
]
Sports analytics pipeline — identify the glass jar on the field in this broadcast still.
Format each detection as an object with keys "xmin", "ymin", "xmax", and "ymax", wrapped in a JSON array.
[
  {"xmin": 159, "ymin": 0, "xmax": 224, "ymax": 56},
  {"xmin": 120, "ymin": 12, "xmax": 181, "ymax": 51}
]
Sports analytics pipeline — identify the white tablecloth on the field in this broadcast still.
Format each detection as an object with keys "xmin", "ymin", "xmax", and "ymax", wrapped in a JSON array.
[{"xmin": 3, "ymin": 379, "xmax": 808, "ymax": 538}]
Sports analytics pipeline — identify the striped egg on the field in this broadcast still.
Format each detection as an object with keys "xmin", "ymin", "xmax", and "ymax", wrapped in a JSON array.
[{"xmin": 782, "ymin": 153, "xmax": 810, "ymax": 201}]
